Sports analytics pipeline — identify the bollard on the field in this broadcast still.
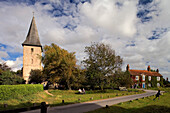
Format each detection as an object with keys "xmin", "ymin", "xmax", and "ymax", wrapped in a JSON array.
[
  {"xmin": 108, "ymin": 95, "xmax": 110, "ymax": 98},
  {"xmin": 106, "ymin": 105, "xmax": 109, "ymax": 108},
  {"xmin": 62, "ymin": 100, "xmax": 64, "ymax": 104},
  {"xmin": 4, "ymin": 104, "xmax": 8, "ymax": 108},
  {"xmin": 33, "ymin": 103, "xmax": 36, "ymax": 107},
  {"xmin": 41, "ymin": 102, "xmax": 47, "ymax": 113}
]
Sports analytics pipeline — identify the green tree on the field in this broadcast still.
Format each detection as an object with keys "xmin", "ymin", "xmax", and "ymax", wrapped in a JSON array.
[
  {"xmin": 72, "ymin": 67, "xmax": 86, "ymax": 89},
  {"xmin": 42, "ymin": 43, "xmax": 77, "ymax": 90},
  {"xmin": 112, "ymin": 71, "xmax": 133, "ymax": 88},
  {"xmin": 83, "ymin": 43, "xmax": 123, "ymax": 90},
  {"xmin": 29, "ymin": 69, "xmax": 44, "ymax": 84},
  {"xmin": 0, "ymin": 71, "xmax": 25, "ymax": 85}
]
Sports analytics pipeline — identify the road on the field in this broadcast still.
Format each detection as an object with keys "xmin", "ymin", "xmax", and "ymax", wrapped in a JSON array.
[{"xmin": 21, "ymin": 90, "xmax": 157, "ymax": 113}]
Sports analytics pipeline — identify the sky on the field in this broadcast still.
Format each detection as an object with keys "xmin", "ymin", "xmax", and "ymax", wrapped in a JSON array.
[{"xmin": 0, "ymin": 0, "xmax": 170, "ymax": 80}]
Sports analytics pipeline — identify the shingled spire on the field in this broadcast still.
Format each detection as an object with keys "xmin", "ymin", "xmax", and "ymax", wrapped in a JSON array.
[{"xmin": 22, "ymin": 16, "xmax": 42, "ymax": 48}]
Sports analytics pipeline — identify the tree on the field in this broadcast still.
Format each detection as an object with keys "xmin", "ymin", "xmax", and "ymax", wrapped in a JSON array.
[
  {"xmin": 42, "ymin": 43, "xmax": 77, "ymax": 90},
  {"xmin": 0, "ymin": 71, "xmax": 25, "ymax": 85},
  {"xmin": 112, "ymin": 71, "xmax": 133, "ymax": 88},
  {"xmin": 29, "ymin": 69, "xmax": 44, "ymax": 84},
  {"xmin": 0, "ymin": 63, "xmax": 11, "ymax": 71},
  {"xmin": 83, "ymin": 43, "xmax": 123, "ymax": 90}
]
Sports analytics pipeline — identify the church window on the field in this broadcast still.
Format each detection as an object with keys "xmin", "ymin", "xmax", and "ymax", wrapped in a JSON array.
[{"xmin": 31, "ymin": 48, "xmax": 34, "ymax": 53}]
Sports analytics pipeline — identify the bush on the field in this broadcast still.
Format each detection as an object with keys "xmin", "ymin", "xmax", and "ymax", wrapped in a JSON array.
[{"xmin": 0, "ymin": 84, "xmax": 43, "ymax": 100}]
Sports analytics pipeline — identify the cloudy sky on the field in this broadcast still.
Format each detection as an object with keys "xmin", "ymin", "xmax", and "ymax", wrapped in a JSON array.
[{"xmin": 0, "ymin": 0, "xmax": 170, "ymax": 80}]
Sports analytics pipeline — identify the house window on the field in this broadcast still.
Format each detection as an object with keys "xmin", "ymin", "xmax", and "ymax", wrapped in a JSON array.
[
  {"xmin": 31, "ymin": 48, "xmax": 34, "ymax": 53},
  {"xmin": 149, "ymin": 76, "xmax": 151, "ymax": 81},
  {"xmin": 142, "ymin": 75, "xmax": 145, "ymax": 81},
  {"xmin": 136, "ymin": 76, "xmax": 139, "ymax": 80},
  {"xmin": 148, "ymin": 83, "xmax": 151, "ymax": 87},
  {"xmin": 157, "ymin": 77, "xmax": 160, "ymax": 81},
  {"xmin": 157, "ymin": 83, "xmax": 160, "ymax": 87}
]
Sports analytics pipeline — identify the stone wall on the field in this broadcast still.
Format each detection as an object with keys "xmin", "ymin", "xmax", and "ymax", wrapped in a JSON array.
[{"xmin": 23, "ymin": 45, "xmax": 42, "ymax": 83}]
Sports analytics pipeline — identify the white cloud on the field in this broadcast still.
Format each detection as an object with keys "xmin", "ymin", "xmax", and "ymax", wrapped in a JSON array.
[
  {"xmin": 80, "ymin": 0, "xmax": 138, "ymax": 37},
  {"xmin": 0, "ymin": 51, "xmax": 9, "ymax": 58},
  {"xmin": 5, "ymin": 57, "xmax": 23, "ymax": 72}
]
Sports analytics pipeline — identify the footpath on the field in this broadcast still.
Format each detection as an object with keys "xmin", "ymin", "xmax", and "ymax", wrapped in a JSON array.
[{"xmin": 21, "ymin": 90, "xmax": 157, "ymax": 113}]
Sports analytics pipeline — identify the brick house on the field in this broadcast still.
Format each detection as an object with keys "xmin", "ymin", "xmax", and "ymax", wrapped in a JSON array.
[{"xmin": 126, "ymin": 64, "xmax": 163, "ymax": 88}]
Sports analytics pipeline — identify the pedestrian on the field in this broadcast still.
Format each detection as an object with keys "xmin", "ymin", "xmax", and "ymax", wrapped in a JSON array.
[
  {"xmin": 78, "ymin": 88, "xmax": 82, "ymax": 94},
  {"xmin": 153, "ymin": 90, "xmax": 161, "ymax": 100},
  {"xmin": 43, "ymin": 83, "xmax": 46, "ymax": 90},
  {"xmin": 82, "ymin": 88, "xmax": 85, "ymax": 94}
]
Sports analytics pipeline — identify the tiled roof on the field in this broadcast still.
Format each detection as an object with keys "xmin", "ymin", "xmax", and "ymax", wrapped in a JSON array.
[
  {"xmin": 22, "ymin": 16, "xmax": 42, "ymax": 47},
  {"xmin": 129, "ymin": 70, "xmax": 162, "ymax": 77}
]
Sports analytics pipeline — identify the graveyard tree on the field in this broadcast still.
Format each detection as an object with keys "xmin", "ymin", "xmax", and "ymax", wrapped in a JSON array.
[
  {"xmin": 42, "ymin": 43, "xmax": 77, "ymax": 90},
  {"xmin": 83, "ymin": 43, "xmax": 123, "ymax": 90},
  {"xmin": 29, "ymin": 69, "xmax": 44, "ymax": 84}
]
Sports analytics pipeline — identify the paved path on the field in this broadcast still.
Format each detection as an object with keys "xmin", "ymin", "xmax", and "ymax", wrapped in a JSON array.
[
  {"xmin": 21, "ymin": 90, "xmax": 157, "ymax": 113},
  {"xmin": 44, "ymin": 90, "xmax": 54, "ymax": 96}
]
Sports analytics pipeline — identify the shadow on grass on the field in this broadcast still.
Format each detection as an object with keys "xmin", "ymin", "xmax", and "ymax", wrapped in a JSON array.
[
  {"xmin": 0, "ymin": 102, "xmax": 40, "ymax": 113},
  {"xmin": 0, "ymin": 101, "xmax": 78, "ymax": 113},
  {"xmin": 91, "ymin": 105, "xmax": 170, "ymax": 113}
]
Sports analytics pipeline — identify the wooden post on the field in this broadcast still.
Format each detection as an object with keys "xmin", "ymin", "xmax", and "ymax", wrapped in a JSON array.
[
  {"xmin": 4, "ymin": 104, "xmax": 8, "ymax": 108},
  {"xmin": 41, "ymin": 102, "xmax": 47, "ymax": 113},
  {"xmin": 62, "ymin": 100, "xmax": 64, "ymax": 103}
]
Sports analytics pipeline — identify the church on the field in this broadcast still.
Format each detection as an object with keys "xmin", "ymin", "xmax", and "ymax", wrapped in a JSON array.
[{"xmin": 22, "ymin": 16, "xmax": 42, "ymax": 84}]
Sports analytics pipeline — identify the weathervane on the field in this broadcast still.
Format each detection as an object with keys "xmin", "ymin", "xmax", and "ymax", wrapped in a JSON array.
[{"xmin": 32, "ymin": 11, "xmax": 34, "ymax": 17}]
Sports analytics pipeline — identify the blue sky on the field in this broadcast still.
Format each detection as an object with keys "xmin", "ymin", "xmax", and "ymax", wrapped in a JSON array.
[{"xmin": 0, "ymin": 0, "xmax": 170, "ymax": 80}]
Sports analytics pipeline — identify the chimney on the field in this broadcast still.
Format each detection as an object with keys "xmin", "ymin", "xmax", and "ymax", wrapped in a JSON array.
[
  {"xmin": 126, "ymin": 64, "xmax": 130, "ymax": 71},
  {"xmin": 147, "ymin": 65, "xmax": 151, "ymax": 71},
  {"xmin": 156, "ymin": 69, "xmax": 159, "ymax": 73}
]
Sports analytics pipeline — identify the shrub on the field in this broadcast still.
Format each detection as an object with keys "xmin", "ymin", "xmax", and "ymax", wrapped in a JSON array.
[{"xmin": 0, "ymin": 84, "xmax": 43, "ymax": 100}]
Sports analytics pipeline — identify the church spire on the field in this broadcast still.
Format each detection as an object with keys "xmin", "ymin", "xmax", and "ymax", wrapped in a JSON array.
[{"xmin": 22, "ymin": 15, "xmax": 42, "ymax": 48}]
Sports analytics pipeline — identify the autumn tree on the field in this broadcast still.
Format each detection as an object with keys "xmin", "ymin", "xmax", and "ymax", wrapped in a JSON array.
[
  {"xmin": 29, "ymin": 69, "xmax": 44, "ymax": 84},
  {"xmin": 42, "ymin": 43, "xmax": 77, "ymax": 90},
  {"xmin": 83, "ymin": 43, "xmax": 123, "ymax": 90}
]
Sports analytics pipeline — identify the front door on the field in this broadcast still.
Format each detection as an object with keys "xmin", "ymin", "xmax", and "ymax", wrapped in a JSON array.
[{"xmin": 142, "ymin": 83, "xmax": 145, "ymax": 88}]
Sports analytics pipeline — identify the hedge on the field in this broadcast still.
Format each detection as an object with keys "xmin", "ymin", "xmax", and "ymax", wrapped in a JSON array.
[{"xmin": 0, "ymin": 84, "xmax": 43, "ymax": 100}]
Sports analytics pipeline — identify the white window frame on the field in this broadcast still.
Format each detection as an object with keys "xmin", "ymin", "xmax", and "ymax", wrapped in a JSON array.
[
  {"xmin": 157, "ymin": 77, "xmax": 160, "ymax": 81},
  {"xmin": 148, "ymin": 76, "xmax": 151, "ymax": 81},
  {"xmin": 136, "ymin": 76, "xmax": 139, "ymax": 80},
  {"xmin": 142, "ymin": 75, "xmax": 145, "ymax": 81},
  {"xmin": 148, "ymin": 83, "xmax": 151, "ymax": 87}
]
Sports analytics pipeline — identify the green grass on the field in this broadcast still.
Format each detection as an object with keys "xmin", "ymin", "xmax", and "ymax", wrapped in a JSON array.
[
  {"xmin": 87, "ymin": 88, "xmax": 170, "ymax": 113},
  {"xmin": 0, "ymin": 89, "xmax": 143, "ymax": 111}
]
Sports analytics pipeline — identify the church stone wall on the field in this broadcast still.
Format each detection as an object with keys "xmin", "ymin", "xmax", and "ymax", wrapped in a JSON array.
[{"xmin": 23, "ymin": 45, "xmax": 42, "ymax": 83}]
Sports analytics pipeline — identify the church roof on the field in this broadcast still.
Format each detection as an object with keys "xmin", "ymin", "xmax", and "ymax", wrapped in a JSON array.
[
  {"xmin": 22, "ymin": 16, "xmax": 42, "ymax": 47},
  {"xmin": 129, "ymin": 70, "xmax": 162, "ymax": 77}
]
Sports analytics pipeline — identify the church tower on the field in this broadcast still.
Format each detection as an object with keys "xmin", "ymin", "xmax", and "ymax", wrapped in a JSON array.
[{"xmin": 22, "ymin": 16, "xmax": 42, "ymax": 84}]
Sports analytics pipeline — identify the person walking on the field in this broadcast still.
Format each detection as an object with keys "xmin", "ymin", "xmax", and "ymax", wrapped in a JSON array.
[{"xmin": 153, "ymin": 90, "xmax": 161, "ymax": 100}]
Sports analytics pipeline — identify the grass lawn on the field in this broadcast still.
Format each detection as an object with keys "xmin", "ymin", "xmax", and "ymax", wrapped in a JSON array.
[
  {"xmin": 0, "ymin": 89, "xmax": 143, "ymax": 111},
  {"xmin": 87, "ymin": 88, "xmax": 170, "ymax": 113}
]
